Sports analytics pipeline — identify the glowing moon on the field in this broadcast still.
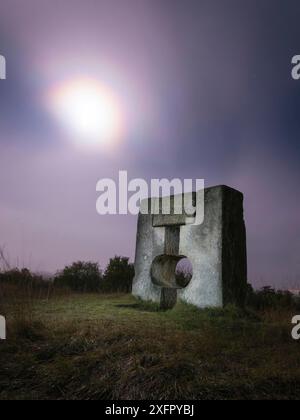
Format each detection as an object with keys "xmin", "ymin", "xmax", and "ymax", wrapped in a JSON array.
[{"xmin": 48, "ymin": 78, "xmax": 124, "ymax": 146}]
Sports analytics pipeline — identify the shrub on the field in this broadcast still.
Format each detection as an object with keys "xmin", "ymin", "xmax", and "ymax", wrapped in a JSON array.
[
  {"xmin": 246, "ymin": 284, "xmax": 299, "ymax": 311},
  {"xmin": 101, "ymin": 256, "xmax": 134, "ymax": 293},
  {"xmin": 54, "ymin": 261, "xmax": 102, "ymax": 292},
  {"xmin": 0, "ymin": 268, "xmax": 53, "ymax": 298}
]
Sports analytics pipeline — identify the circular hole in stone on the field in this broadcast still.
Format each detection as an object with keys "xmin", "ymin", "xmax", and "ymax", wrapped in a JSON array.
[{"xmin": 175, "ymin": 257, "xmax": 193, "ymax": 288}]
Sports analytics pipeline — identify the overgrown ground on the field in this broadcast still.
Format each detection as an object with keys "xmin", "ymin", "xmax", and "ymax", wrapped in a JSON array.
[{"xmin": 0, "ymin": 293, "xmax": 299, "ymax": 400}]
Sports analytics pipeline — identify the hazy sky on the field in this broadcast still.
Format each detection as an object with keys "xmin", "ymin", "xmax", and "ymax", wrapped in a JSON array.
[{"xmin": 0, "ymin": 0, "xmax": 300, "ymax": 288}]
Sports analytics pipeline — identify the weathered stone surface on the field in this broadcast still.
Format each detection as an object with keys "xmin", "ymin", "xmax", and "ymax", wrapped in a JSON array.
[{"xmin": 132, "ymin": 185, "xmax": 247, "ymax": 309}]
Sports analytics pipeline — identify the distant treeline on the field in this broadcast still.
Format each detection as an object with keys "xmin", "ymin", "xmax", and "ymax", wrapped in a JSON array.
[
  {"xmin": 0, "ymin": 268, "xmax": 49, "ymax": 290},
  {"xmin": 246, "ymin": 284, "xmax": 300, "ymax": 311},
  {"xmin": 0, "ymin": 256, "xmax": 134, "ymax": 294},
  {"xmin": 1, "ymin": 261, "xmax": 299, "ymax": 311},
  {"xmin": 54, "ymin": 257, "xmax": 134, "ymax": 293}
]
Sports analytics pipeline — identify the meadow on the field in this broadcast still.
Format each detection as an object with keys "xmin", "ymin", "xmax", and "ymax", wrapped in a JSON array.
[{"xmin": 0, "ymin": 290, "xmax": 300, "ymax": 400}]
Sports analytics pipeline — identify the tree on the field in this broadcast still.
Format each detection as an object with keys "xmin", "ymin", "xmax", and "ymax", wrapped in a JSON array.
[
  {"xmin": 102, "ymin": 256, "xmax": 134, "ymax": 293},
  {"xmin": 54, "ymin": 261, "xmax": 102, "ymax": 292}
]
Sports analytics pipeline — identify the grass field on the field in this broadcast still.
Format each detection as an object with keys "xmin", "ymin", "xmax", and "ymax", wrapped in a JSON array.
[{"xmin": 0, "ymin": 293, "xmax": 300, "ymax": 400}]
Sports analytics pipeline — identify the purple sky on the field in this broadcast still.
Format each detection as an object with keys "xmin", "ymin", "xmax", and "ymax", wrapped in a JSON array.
[{"xmin": 0, "ymin": 0, "xmax": 300, "ymax": 288}]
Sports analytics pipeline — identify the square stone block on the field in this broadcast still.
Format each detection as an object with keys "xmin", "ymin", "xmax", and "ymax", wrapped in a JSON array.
[{"xmin": 132, "ymin": 185, "xmax": 247, "ymax": 309}]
